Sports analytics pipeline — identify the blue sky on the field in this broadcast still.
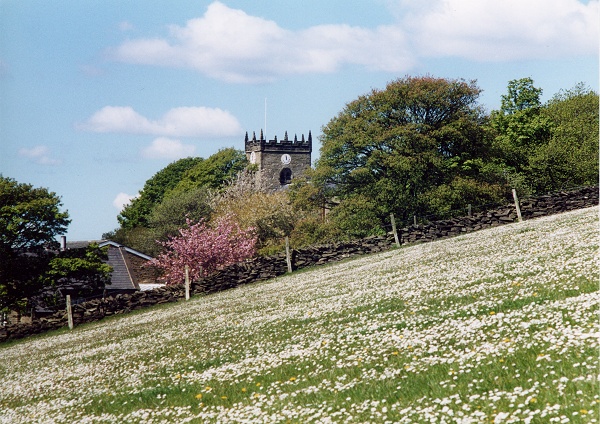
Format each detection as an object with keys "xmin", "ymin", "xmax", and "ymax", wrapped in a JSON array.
[{"xmin": 1, "ymin": 0, "xmax": 598, "ymax": 241}]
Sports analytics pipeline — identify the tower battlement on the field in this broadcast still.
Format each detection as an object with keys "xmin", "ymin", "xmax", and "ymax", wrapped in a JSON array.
[{"xmin": 245, "ymin": 130, "xmax": 312, "ymax": 153}]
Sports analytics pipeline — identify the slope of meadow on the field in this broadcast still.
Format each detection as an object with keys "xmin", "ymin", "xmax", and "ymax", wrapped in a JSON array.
[{"xmin": 0, "ymin": 207, "xmax": 598, "ymax": 423}]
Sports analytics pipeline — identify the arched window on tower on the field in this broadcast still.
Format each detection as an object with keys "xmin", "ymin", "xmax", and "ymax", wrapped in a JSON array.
[{"xmin": 280, "ymin": 168, "xmax": 292, "ymax": 185}]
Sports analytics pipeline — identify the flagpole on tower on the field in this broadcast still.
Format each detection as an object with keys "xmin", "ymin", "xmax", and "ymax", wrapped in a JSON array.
[{"xmin": 264, "ymin": 97, "xmax": 267, "ymax": 139}]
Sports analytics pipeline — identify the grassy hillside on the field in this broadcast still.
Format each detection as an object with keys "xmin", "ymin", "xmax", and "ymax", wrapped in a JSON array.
[{"xmin": 1, "ymin": 207, "xmax": 598, "ymax": 423}]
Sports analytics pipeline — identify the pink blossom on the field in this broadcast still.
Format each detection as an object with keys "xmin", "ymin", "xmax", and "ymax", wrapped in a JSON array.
[{"xmin": 148, "ymin": 214, "xmax": 257, "ymax": 285}]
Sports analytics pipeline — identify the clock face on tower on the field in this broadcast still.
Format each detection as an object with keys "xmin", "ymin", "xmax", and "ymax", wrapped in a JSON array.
[{"xmin": 281, "ymin": 154, "xmax": 291, "ymax": 165}]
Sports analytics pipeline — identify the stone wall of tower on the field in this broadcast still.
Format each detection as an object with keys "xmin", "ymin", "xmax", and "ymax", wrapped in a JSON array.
[{"xmin": 245, "ymin": 131, "xmax": 312, "ymax": 189}]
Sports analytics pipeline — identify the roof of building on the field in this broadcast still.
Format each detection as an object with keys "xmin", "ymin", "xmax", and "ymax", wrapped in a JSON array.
[
  {"xmin": 64, "ymin": 239, "xmax": 154, "ymax": 291},
  {"xmin": 65, "ymin": 239, "xmax": 153, "ymax": 261}
]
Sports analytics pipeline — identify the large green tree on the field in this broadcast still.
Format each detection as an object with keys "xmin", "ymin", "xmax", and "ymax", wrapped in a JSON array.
[
  {"xmin": 0, "ymin": 176, "xmax": 70, "ymax": 312},
  {"xmin": 489, "ymin": 78, "xmax": 553, "ymax": 193},
  {"xmin": 0, "ymin": 176, "xmax": 111, "ymax": 315},
  {"xmin": 0, "ymin": 176, "xmax": 70, "ymax": 251},
  {"xmin": 170, "ymin": 148, "xmax": 248, "ymax": 194},
  {"xmin": 316, "ymin": 76, "xmax": 504, "ymax": 235},
  {"xmin": 530, "ymin": 84, "xmax": 599, "ymax": 192},
  {"xmin": 118, "ymin": 157, "xmax": 203, "ymax": 229},
  {"xmin": 490, "ymin": 79, "xmax": 598, "ymax": 194}
]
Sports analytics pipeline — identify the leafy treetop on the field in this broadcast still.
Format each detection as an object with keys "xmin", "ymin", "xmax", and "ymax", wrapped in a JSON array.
[{"xmin": 0, "ymin": 175, "xmax": 70, "ymax": 252}]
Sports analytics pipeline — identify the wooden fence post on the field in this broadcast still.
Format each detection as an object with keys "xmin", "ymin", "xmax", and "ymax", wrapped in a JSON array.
[
  {"xmin": 66, "ymin": 295, "xmax": 73, "ymax": 330},
  {"xmin": 468, "ymin": 204, "xmax": 472, "ymax": 217},
  {"xmin": 285, "ymin": 236, "xmax": 293, "ymax": 273},
  {"xmin": 185, "ymin": 265, "xmax": 190, "ymax": 300},
  {"xmin": 390, "ymin": 213, "xmax": 400, "ymax": 247},
  {"xmin": 512, "ymin": 189, "xmax": 523, "ymax": 222}
]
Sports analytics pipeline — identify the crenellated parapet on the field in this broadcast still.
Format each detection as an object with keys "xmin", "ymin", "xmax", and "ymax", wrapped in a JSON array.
[{"xmin": 245, "ymin": 130, "xmax": 312, "ymax": 153}]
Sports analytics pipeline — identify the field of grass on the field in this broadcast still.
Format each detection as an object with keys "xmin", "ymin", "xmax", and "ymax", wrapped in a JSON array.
[{"xmin": 0, "ymin": 207, "xmax": 598, "ymax": 423}]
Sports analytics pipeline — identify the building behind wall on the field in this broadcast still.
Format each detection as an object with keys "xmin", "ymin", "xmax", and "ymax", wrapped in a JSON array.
[{"xmin": 245, "ymin": 130, "xmax": 312, "ymax": 189}]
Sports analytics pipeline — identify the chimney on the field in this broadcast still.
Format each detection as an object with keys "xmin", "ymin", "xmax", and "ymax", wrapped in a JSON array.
[{"xmin": 60, "ymin": 235, "xmax": 67, "ymax": 251}]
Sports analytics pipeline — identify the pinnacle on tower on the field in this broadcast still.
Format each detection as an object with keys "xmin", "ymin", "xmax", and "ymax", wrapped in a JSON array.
[{"xmin": 284, "ymin": 131, "xmax": 289, "ymax": 141}]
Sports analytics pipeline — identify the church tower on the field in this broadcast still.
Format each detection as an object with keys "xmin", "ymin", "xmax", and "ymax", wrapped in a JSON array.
[{"xmin": 245, "ymin": 130, "xmax": 312, "ymax": 189}]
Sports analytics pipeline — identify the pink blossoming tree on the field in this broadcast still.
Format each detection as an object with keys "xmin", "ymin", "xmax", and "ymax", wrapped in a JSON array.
[{"xmin": 148, "ymin": 214, "xmax": 257, "ymax": 285}]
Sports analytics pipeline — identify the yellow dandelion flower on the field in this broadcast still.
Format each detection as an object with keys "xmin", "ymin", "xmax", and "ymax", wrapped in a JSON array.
[
  {"xmin": 489, "ymin": 311, "xmax": 496, "ymax": 315},
  {"xmin": 289, "ymin": 376, "xmax": 297, "ymax": 381},
  {"xmin": 221, "ymin": 396, "xmax": 228, "ymax": 400},
  {"xmin": 195, "ymin": 394, "xmax": 203, "ymax": 400},
  {"xmin": 256, "ymin": 382, "xmax": 261, "ymax": 387},
  {"xmin": 580, "ymin": 409, "xmax": 588, "ymax": 415},
  {"xmin": 392, "ymin": 351, "xmax": 399, "ymax": 355},
  {"xmin": 205, "ymin": 386, "xmax": 212, "ymax": 392},
  {"xmin": 530, "ymin": 398, "xmax": 537, "ymax": 404},
  {"xmin": 241, "ymin": 387, "xmax": 247, "ymax": 393}
]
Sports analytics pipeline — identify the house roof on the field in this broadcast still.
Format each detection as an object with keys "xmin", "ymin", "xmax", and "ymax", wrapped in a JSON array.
[
  {"xmin": 66, "ymin": 240, "xmax": 153, "ymax": 261},
  {"xmin": 65, "ymin": 239, "xmax": 154, "ymax": 291},
  {"xmin": 106, "ymin": 245, "xmax": 140, "ymax": 291}
]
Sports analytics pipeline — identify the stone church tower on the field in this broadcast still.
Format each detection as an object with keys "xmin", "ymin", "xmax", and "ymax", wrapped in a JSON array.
[{"xmin": 245, "ymin": 130, "xmax": 312, "ymax": 189}]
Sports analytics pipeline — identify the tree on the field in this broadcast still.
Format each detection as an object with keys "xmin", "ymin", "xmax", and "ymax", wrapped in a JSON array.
[
  {"xmin": 32, "ymin": 244, "xmax": 112, "ymax": 312},
  {"xmin": 0, "ymin": 176, "xmax": 71, "ymax": 312},
  {"xmin": 530, "ymin": 84, "xmax": 599, "ymax": 191},
  {"xmin": 112, "ymin": 149, "xmax": 247, "ymax": 254},
  {"xmin": 211, "ymin": 171, "xmax": 297, "ymax": 254},
  {"xmin": 489, "ymin": 78, "xmax": 553, "ymax": 192},
  {"xmin": 148, "ymin": 215, "xmax": 257, "ymax": 285},
  {"xmin": 490, "ymin": 79, "xmax": 598, "ymax": 194},
  {"xmin": 317, "ymin": 76, "xmax": 503, "ymax": 233},
  {"xmin": 118, "ymin": 157, "xmax": 203, "ymax": 229},
  {"xmin": 171, "ymin": 148, "xmax": 248, "ymax": 194},
  {"xmin": 0, "ymin": 176, "xmax": 70, "ymax": 251}
]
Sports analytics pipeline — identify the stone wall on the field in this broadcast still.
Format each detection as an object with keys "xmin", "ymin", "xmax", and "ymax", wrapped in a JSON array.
[{"xmin": 1, "ymin": 186, "xmax": 597, "ymax": 343}]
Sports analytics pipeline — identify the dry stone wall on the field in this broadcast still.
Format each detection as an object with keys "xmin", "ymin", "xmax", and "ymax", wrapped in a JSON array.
[{"xmin": 1, "ymin": 186, "xmax": 597, "ymax": 343}]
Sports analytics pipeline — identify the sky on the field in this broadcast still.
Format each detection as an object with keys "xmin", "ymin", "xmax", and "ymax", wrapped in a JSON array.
[{"xmin": 0, "ymin": 0, "xmax": 598, "ymax": 241}]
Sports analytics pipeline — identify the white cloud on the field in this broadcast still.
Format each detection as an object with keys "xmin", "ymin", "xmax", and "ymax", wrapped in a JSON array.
[
  {"xmin": 18, "ymin": 145, "xmax": 61, "ymax": 166},
  {"xmin": 78, "ymin": 105, "xmax": 243, "ymax": 137},
  {"xmin": 401, "ymin": 0, "xmax": 599, "ymax": 61},
  {"xmin": 108, "ymin": 0, "xmax": 598, "ymax": 82},
  {"xmin": 113, "ymin": 192, "xmax": 138, "ymax": 211},
  {"xmin": 109, "ymin": 1, "xmax": 415, "ymax": 82},
  {"xmin": 141, "ymin": 137, "xmax": 196, "ymax": 159}
]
